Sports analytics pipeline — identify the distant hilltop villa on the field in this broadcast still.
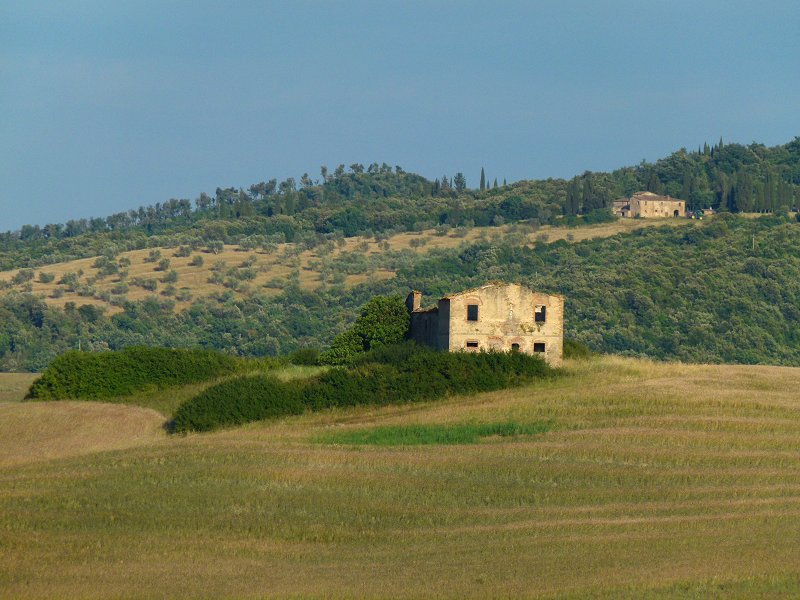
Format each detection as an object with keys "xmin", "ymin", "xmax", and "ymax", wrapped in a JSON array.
[{"xmin": 613, "ymin": 191, "xmax": 686, "ymax": 218}]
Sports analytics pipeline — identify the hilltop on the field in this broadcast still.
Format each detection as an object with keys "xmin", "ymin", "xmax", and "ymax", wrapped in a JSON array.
[
  {"xmin": 2, "ymin": 357, "xmax": 800, "ymax": 597},
  {"xmin": 0, "ymin": 138, "xmax": 799, "ymax": 370}
]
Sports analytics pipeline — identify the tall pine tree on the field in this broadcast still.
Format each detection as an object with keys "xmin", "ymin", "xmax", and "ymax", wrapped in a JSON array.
[{"xmin": 479, "ymin": 167, "xmax": 486, "ymax": 191}]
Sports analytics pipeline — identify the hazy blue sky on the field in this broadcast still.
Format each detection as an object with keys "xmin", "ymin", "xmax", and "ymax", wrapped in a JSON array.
[{"xmin": 2, "ymin": 1, "xmax": 799, "ymax": 230}]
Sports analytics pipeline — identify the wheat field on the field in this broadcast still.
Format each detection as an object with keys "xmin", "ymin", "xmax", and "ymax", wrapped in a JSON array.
[{"xmin": 1, "ymin": 356, "xmax": 799, "ymax": 598}]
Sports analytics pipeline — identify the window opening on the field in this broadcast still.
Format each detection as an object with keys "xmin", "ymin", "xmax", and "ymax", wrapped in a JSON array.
[
  {"xmin": 511, "ymin": 343, "xmax": 520, "ymax": 351},
  {"xmin": 535, "ymin": 306, "xmax": 546, "ymax": 323},
  {"xmin": 466, "ymin": 341, "xmax": 479, "ymax": 349},
  {"xmin": 533, "ymin": 342, "xmax": 546, "ymax": 353},
  {"xmin": 467, "ymin": 304, "xmax": 479, "ymax": 321}
]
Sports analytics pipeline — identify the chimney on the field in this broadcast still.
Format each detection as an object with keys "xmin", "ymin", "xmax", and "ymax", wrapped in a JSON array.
[{"xmin": 405, "ymin": 290, "xmax": 422, "ymax": 313}]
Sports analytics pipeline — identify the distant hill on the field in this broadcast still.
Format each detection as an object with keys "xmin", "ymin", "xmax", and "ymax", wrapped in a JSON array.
[
  {"xmin": 1, "ymin": 138, "xmax": 798, "ymax": 271},
  {"xmin": 0, "ymin": 139, "xmax": 799, "ymax": 371}
]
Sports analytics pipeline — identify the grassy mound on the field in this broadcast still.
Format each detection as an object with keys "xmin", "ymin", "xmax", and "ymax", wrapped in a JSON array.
[
  {"xmin": 173, "ymin": 343, "xmax": 554, "ymax": 433},
  {"xmin": 27, "ymin": 347, "xmax": 239, "ymax": 400}
]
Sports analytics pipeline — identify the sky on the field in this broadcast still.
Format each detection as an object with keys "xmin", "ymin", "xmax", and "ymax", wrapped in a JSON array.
[{"xmin": 2, "ymin": 1, "xmax": 799, "ymax": 231}]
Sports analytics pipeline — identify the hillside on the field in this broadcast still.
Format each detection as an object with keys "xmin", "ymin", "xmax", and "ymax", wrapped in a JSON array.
[
  {"xmin": 1, "ymin": 137, "xmax": 799, "ymax": 371},
  {"xmin": 1, "ymin": 358, "xmax": 799, "ymax": 598},
  {"xmin": 0, "ymin": 218, "xmax": 676, "ymax": 315},
  {"xmin": 2, "ymin": 212, "xmax": 800, "ymax": 371}
]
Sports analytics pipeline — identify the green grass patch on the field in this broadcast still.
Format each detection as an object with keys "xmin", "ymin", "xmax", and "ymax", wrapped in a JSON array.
[{"xmin": 315, "ymin": 420, "xmax": 554, "ymax": 446}]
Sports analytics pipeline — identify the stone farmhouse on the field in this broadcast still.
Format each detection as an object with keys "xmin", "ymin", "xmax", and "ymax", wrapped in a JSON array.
[
  {"xmin": 613, "ymin": 191, "xmax": 686, "ymax": 218},
  {"xmin": 406, "ymin": 282, "xmax": 564, "ymax": 366}
]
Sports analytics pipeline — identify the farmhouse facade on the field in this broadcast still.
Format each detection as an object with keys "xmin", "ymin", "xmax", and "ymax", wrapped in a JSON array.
[
  {"xmin": 406, "ymin": 282, "xmax": 564, "ymax": 366},
  {"xmin": 613, "ymin": 191, "xmax": 686, "ymax": 218}
]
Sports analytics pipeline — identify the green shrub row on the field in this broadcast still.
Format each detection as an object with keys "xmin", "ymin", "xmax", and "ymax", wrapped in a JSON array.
[
  {"xmin": 172, "ymin": 375, "xmax": 303, "ymax": 432},
  {"xmin": 172, "ymin": 343, "xmax": 553, "ymax": 433},
  {"xmin": 27, "ymin": 346, "xmax": 239, "ymax": 400}
]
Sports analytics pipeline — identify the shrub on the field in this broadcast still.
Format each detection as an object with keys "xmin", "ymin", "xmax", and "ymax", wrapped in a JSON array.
[
  {"xmin": 172, "ymin": 375, "xmax": 304, "ymax": 433},
  {"xmin": 320, "ymin": 295, "xmax": 410, "ymax": 365},
  {"xmin": 563, "ymin": 338, "xmax": 592, "ymax": 360},
  {"xmin": 58, "ymin": 272, "xmax": 79, "ymax": 288},
  {"xmin": 206, "ymin": 240, "xmax": 224, "ymax": 254},
  {"xmin": 189, "ymin": 255, "xmax": 204, "ymax": 267},
  {"xmin": 173, "ymin": 343, "xmax": 554, "ymax": 433},
  {"xmin": 162, "ymin": 270, "xmax": 179, "ymax": 284},
  {"xmin": 583, "ymin": 208, "xmax": 616, "ymax": 225},
  {"xmin": 131, "ymin": 277, "xmax": 158, "ymax": 291},
  {"xmin": 289, "ymin": 347, "xmax": 320, "ymax": 366},
  {"xmin": 144, "ymin": 249, "xmax": 162, "ymax": 263},
  {"xmin": 240, "ymin": 255, "xmax": 258, "ymax": 268},
  {"xmin": 12, "ymin": 269, "xmax": 35, "ymax": 285},
  {"xmin": 27, "ymin": 347, "xmax": 239, "ymax": 400},
  {"xmin": 38, "ymin": 272, "xmax": 55, "ymax": 284},
  {"xmin": 93, "ymin": 256, "xmax": 119, "ymax": 276},
  {"xmin": 156, "ymin": 258, "xmax": 171, "ymax": 272}
]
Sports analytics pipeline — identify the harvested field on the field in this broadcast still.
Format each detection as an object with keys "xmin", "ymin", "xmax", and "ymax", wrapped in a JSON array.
[{"xmin": 2, "ymin": 355, "xmax": 798, "ymax": 598}]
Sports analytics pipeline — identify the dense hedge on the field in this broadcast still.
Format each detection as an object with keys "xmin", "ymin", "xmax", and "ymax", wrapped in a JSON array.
[
  {"xmin": 27, "ymin": 346, "xmax": 239, "ymax": 400},
  {"xmin": 172, "ymin": 375, "xmax": 303, "ymax": 433},
  {"xmin": 307, "ymin": 343, "xmax": 550, "ymax": 410},
  {"xmin": 173, "ymin": 343, "xmax": 553, "ymax": 433}
]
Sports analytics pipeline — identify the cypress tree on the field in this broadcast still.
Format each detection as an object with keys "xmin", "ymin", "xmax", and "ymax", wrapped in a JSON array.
[
  {"xmin": 566, "ymin": 177, "xmax": 581, "ymax": 215},
  {"xmin": 479, "ymin": 167, "xmax": 486, "ymax": 191},
  {"xmin": 681, "ymin": 168, "xmax": 692, "ymax": 202},
  {"xmin": 493, "ymin": 178, "xmax": 498, "ymax": 189}
]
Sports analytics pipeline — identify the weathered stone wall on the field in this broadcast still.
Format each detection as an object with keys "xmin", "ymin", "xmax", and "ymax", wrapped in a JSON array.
[
  {"xmin": 629, "ymin": 196, "xmax": 685, "ymax": 218},
  {"xmin": 445, "ymin": 284, "xmax": 563, "ymax": 366}
]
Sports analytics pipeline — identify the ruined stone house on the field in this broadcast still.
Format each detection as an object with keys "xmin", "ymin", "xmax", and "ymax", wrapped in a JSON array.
[
  {"xmin": 406, "ymin": 282, "xmax": 564, "ymax": 366},
  {"xmin": 613, "ymin": 191, "xmax": 686, "ymax": 218}
]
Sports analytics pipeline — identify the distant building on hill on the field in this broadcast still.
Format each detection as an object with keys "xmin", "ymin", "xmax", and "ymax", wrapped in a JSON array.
[
  {"xmin": 406, "ymin": 282, "xmax": 564, "ymax": 366},
  {"xmin": 613, "ymin": 191, "xmax": 686, "ymax": 218}
]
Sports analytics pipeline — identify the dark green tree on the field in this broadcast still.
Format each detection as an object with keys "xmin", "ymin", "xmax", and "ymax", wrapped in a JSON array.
[
  {"xmin": 453, "ymin": 172, "xmax": 467, "ymax": 193},
  {"xmin": 321, "ymin": 295, "xmax": 410, "ymax": 365},
  {"xmin": 479, "ymin": 167, "xmax": 486, "ymax": 191}
]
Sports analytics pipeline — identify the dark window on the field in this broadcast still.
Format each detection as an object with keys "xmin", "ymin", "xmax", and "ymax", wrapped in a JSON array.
[
  {"xmin": 511, "ymin": 343, "xmax": 520, "ymax": 351},
  {"xmin": 533, "ymin": 342, "xmax": 546, "ymax": 353},
  {"xmin": 467, "ymin": 304, "xmax": 479, "ymax": 321},
  {"xmin": 466, "ymin": 341, "xmax": 479, "ymax": 348},
  {"xmin": 535, "ymin": 306, "xmax": 546, "ymax": 323}
]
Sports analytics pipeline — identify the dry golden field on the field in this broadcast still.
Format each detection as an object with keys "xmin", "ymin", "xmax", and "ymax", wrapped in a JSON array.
[
  {"xmin": 0, "ymin": 218, "xmax": 690, "ymax": 314},
  {"xmin": 1, "ymin": 356, "xmax": 799, "ymax": 598},
  {"xmin": 0, "ymin": 372, "xmax": 37, "ymax": 403}
]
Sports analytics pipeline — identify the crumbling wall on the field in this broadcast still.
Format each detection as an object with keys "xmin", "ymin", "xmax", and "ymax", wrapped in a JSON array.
[{"xmin": 446, "ymin": 284, "xmax": 563, "ymax": 366}]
